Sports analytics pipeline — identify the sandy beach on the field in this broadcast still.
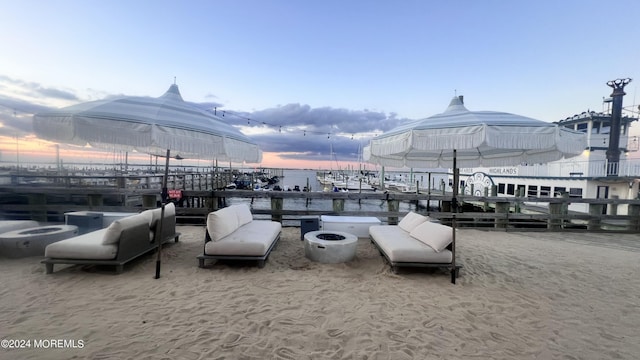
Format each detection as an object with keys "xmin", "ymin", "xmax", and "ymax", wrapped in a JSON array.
[{"xmin": 1, "ymin": 226, "xmax": 639, "ymax": 360}]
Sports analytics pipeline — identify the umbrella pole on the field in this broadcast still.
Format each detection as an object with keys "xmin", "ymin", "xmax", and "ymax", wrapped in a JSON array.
[
  {"xmin": 451, "ymin": 149, "xmax": 457, "ymax": 284},
  {"xmin": 161, "ymin": 149, "xmax": 170, "ymax": 203},
  {"xmin": 154, "ymin": 203, "xmax": 166, "ymax": 279},
  {"xmin": 155, "ymin": 149, "xmax": 171, "ymax": 279}
]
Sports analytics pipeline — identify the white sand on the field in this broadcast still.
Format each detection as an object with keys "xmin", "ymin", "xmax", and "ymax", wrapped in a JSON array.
[{"xmin": 1, "ymin": 226, "xmax": 639, "ymax": 359}]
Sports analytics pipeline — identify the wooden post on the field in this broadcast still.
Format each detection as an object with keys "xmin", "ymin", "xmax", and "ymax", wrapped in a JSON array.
[
  {"xmin": 28, "ymin": 193, "xmax": 47, "ymax": 222},
  {"xmin": 142, "ymin": 194, "xmax": 157, "ymax": 208},
  {"xmin": 515, "ymin": 187, "xmax": 523, "ymax": 213},
  {"xmin": 87, "ymin": 194, "xmax": 103, "ymax": 208},
  {"xmin": 561, "ymin": 192, "xmax": 570, "ymax": 214},
  {"xmin": 208, "ymin": 193, "xmax": 218, "ymax": 212},
  {"xmin": 627, "ymin": 204, "xmax": 640, "ymax": 231},
  {"xmin": 610, "ymin": 195, "xmax": 619, "ymax": 216},
  {"xmin": 483, "ymin": 187, "xmax": 490, "ymax": 212},
  {"xmin": 387, "ymin": 199, "xmax": 399, "ymax": 225},
  {"xmin": 332, "ymin": 198, "xmax": 344, "ymax": 213},
  {"xmin": 271, "ymin": 197, "xmax": 283, "ymax": 223},
  {"xmin": 495, "ymin": 201, "xmax": 509, "ymax": 229},
  {"xmin": 588, "ymin": 204, "xmax": 604, "ymax": 231},
  {"xmin": 548, "ymin": 202, "xmax": 563, "ymax": 230}
]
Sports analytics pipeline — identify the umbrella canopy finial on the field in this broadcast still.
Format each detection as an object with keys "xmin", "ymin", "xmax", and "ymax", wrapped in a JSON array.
[
  {"xmin": 162, "ymin": 84, "xmax": 184, "ymax": 102},
  {"xmin": 445, "ymin": 95, "xmax": 468, "ymax": 113}
]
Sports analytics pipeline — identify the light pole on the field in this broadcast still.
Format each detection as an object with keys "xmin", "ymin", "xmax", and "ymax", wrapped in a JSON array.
[{"xmin": 606, "ymin": 78, "xmax": 632, "ymax": 176}]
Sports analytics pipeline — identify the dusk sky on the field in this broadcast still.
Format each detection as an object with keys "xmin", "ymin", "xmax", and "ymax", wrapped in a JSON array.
[{"xmin": 1, "ymin": 0, "xmax": 639, "ymax": 170}]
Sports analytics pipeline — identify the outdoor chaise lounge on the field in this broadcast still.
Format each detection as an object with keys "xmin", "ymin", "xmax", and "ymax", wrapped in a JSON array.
[
  {"xmin": 42, "ymin": 203, "xmax": 180, "ymax": 274},
  {"xmin": 197, "ymin": 204, "xmax": 281, "ymax": 268},
  {"xmin": 369, "ymin": 211, "xmax": 462, "ymax": 283}
]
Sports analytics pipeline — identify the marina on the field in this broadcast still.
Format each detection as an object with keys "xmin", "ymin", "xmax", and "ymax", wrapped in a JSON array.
[{"xmin": 2, "ymin": 166, "xmax": 640, "ymax": 233}]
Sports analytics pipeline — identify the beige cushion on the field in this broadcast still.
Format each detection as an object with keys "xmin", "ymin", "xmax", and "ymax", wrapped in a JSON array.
[
  {"xmin": 148, "ymin": 202, "xmax": 175, "ymax": 228},
  {"xmin": 102, "ymin": 221, "xmax": 123, "ymax": 245},
  {"xmin": 409, "ymin": 221, "xmax": 453, "ymax": 252},
  {"xmin": 207, "ymin": 206, "xmax": 239, "ymax": 242},
  {"xmin": 101, "ymin": 213, "xmax": 150, "ymax": 245},
  {"xmin": 205, "ymin": 220, "xmax": 281, "ymax": 256},
  {"xmin": 147, "ymin": 203, "xmax": 175, "ymax": 241},
  {"xmin": 398, "ymin": 211, "xmax": 429, "ymax": 232},
  {"xmin": 233, "ymin": 204, "xmax": 254, "ymax": 227},
  {"xmin": 45, "ymin": 229, "xmax": 118, "ymax": 260},
  {"xmin": 369, "ymin": 225, "xmax": 452, "ymax": 263}
]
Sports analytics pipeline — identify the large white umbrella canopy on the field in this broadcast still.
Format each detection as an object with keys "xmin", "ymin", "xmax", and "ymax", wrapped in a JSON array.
[
  {"xmin": 33, "ymin": 84, "xmax": 262, "ymax": 163},
  {"xmin": 33, "ymin": 84, "xmax": 262, "ymax": 279},
  {"xmin": 364, "ymin": 96, "xmax": 585, "ymax": 168},
  {"xmin": 364, "ymin": 96, "xmax": 586, "ymax": 284}
]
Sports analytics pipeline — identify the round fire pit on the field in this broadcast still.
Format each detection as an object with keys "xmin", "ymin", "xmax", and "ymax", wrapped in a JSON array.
[
  {"xmin": 0, "ymin": 225, "xmax": 79, "ymax": 258},
  {"xmin": 304, "ymin": 230, "xmax": 357, "ymax": 263}
]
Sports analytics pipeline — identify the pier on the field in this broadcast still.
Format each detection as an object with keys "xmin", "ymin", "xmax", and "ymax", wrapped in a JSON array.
[{"xmin": 2, "ymin": 171, "xmax": 640, "ymax": 233}]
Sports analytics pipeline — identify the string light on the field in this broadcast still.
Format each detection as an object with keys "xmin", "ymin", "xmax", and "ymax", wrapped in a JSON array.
[{"xmin": 202, "ymin": 107, "xmax": 383, "ymax": 138}]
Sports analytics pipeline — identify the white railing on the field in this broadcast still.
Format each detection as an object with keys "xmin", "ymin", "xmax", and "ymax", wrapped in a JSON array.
[{"xmin": 515, "ymin": 159, "xmax": 640, "ymax": 178}]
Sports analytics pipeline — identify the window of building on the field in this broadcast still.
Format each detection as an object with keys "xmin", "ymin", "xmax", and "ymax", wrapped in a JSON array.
[
  {"xmin": 554, "ymin": 187, "xmax": 566, "ymax": 197},
  {"xmin": 569, "ymin": 188, "xmax": 583, "ymax": 198},
  {"xmin": 506, "ymin": 184, "xmax": 515, "ymax": 195},
  {"xmin": 517, "ymin": 184, "xmax": 526, "ymax": 196},
  {"xmin": 528, "ymin": 185, "xmax": 538, "ymax": 197},
  {"xmin": 540, "ymin": 186, "xmax": 551, "ymax": 197},
  {"xmin": 498, "ymin": 183, "xmax": 505, "ymax": 194}
]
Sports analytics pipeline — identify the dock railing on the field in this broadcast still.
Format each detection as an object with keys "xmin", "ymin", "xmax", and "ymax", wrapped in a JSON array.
[{"xmin": 2, "ymin": 184, "xmax": 640, "ymax": 233}]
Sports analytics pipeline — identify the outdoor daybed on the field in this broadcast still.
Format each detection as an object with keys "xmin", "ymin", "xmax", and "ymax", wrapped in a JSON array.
[
  {"xmin": 42, "ymin": 203, "xmax": 180, "ymax": 274},
  {"xmin": 197, "ymin": 204, "xmax": 281, "ymax": 268},
  {"xmin": 369, "ymin": 211, "xmax": 461, "ymax": 283}
]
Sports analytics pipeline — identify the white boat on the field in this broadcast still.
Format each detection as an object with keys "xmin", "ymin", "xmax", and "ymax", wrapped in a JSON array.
[{"xmin": 317, "ymin": 172, "xmax": 376, "ymax": 191}]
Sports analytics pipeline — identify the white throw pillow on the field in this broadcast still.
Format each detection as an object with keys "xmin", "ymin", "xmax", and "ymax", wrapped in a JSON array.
[
  {"xmin": 233, "ymin": 204, "xmax": 254, "ymax": 226},
  {"xmin": 398, "ymin": 211, "xmax": 429, "ymax": 232},
  {"xmin": 101, "ymin": 213, "xmax": 147, "ymax": 245},
  {"xmin": 164, "ymin": 202, "xmax": 176, "ymax": 218},
  {"xmin": 409, "ymin": 221, "xmax": 453, "ymax": 252},
  {"xmin": 149, "ymin": 202, "xmax": 175, "ymax": 228},
  {"xmin": 102, "ymin": 220, "xmax": 123, "ymax": 245},
  {"xmin": 207, "ymin": 207, "xmax": 239, "ymax": 242}
]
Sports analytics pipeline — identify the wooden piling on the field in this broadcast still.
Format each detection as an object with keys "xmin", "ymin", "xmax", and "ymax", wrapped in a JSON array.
[
  {"xmin": 28, "ymin": 193, "xmax": 47, "ymax": 222},
  {"xmin": 271, "ymin": 197, "xmax": 283, "ymax": 223},
  {"xmin": 548, "ymin": 202, "xmax": 563, "ymax": 230},
  {"xmin": 495, "ymin": 201, "xmax": 509, "ymax": 229},
  {"xmin": 588, "ymin": 204, "xmax": 604, "ymax": 231},
  {"xmin": 387, "ymin": 199, "xmax": 399, "ymax": 225}
]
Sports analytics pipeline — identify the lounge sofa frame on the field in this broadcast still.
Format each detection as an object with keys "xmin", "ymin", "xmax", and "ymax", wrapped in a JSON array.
[
  {"xmin": 197, "ymin": 229, "xmax": 280, "ymax": 268},
  {"xmin": 42, "ymin": 213, "xmax": 180, "ymax": 274},
  {"xmin": 370, "ymin": 236, "xmax": 462, "ymax": 283}
]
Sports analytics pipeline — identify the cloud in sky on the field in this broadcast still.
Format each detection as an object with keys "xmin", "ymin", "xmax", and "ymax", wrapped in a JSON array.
[{"xmin": 0, "ymin": 75, "xmax": 409, "ymax": 166}]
